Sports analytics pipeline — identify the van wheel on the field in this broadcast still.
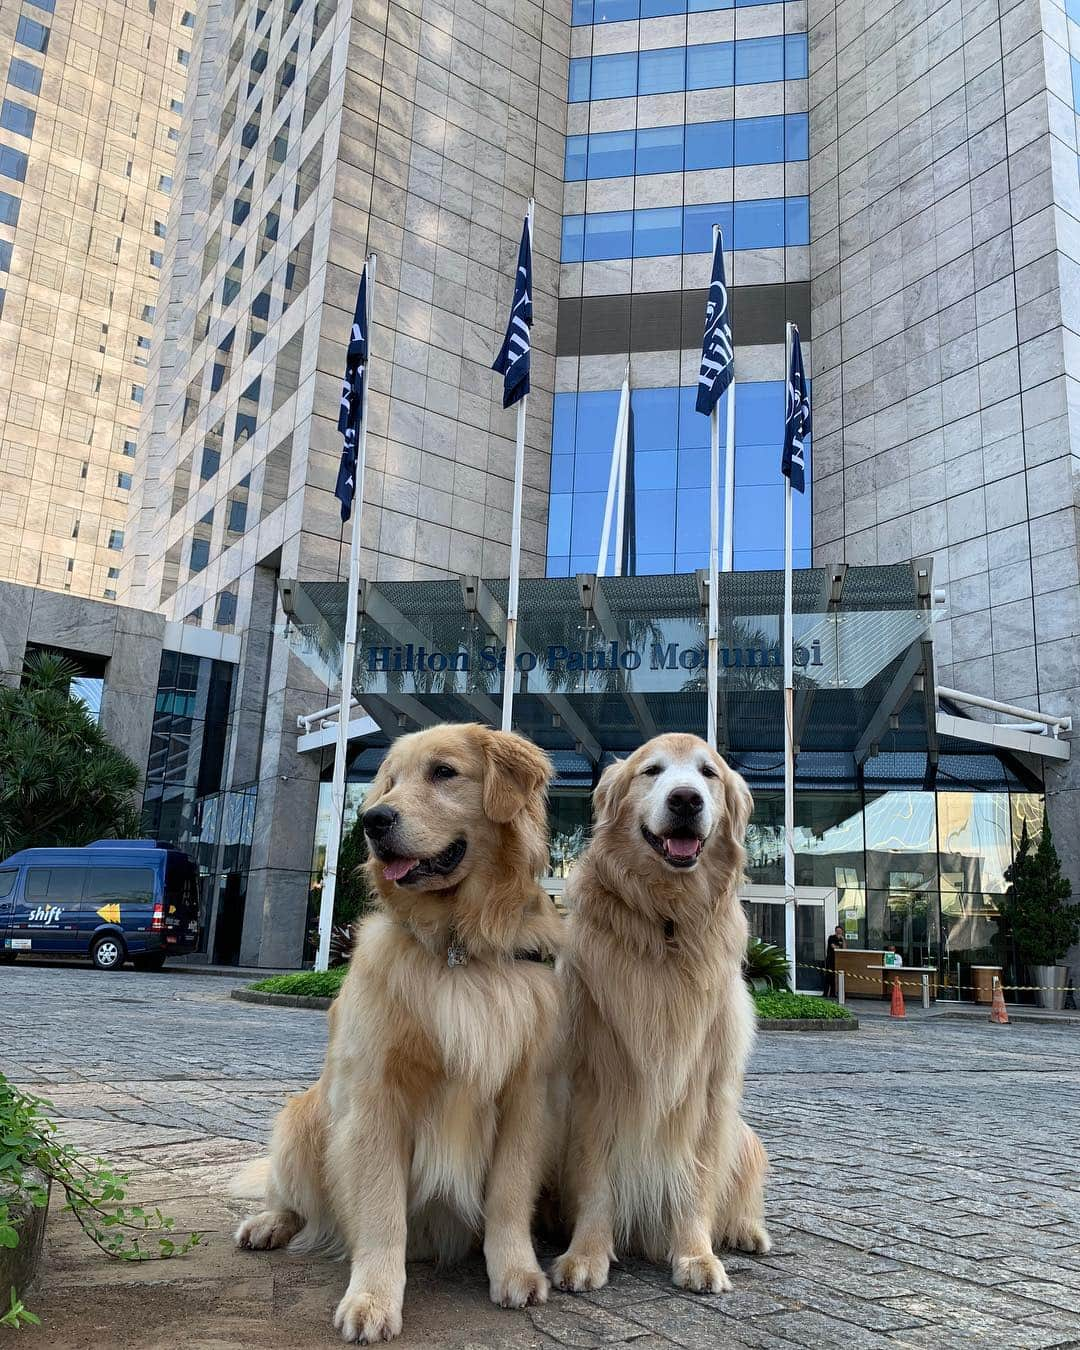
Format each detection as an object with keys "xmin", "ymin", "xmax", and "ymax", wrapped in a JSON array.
[
  {"xmin": 134, "ymin": 952, "xmax": 166, "ymax": 971},
  {"xmin": 91, "ymin": 935, "xmax": 126, "ymax": 970}
]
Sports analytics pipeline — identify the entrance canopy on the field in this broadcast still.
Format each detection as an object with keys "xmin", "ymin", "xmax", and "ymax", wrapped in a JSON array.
[{"xmin": 281, "ymin": 564, "xmax": 940, "ymax": 765}]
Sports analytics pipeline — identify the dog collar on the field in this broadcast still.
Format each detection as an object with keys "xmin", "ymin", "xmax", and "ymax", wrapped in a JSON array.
[{"xmin": 445, "ymin": 928, "xmax": 549, "ymax": 969}]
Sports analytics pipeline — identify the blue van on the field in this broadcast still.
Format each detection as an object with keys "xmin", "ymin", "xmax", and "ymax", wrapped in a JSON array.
[{"xmin": 0, "ymin": 840, "xmax": 200, "ymax": 970}]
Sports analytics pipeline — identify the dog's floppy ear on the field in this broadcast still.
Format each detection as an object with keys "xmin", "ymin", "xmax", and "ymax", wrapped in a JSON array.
[
  {"xmin": 721, "ymin": 759, "xmax": 753, "ymax": 849},
  {"xmin": 481, "ymin": 728, "xmax": 553, "ymax": 824},
  {"xmin": 592, "ymin": 757, "xmax": 628, "ymax": 824}
]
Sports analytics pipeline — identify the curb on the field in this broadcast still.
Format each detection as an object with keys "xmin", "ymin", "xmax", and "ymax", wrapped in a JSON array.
[
  {"xmin": 230, "ymin": 988, "xmax": 858, "ymax": 1029},
  {"xmin": 231, "ymin": 988, "xmax": 333, "ymax": 1011},
  {"xmin": 0, "ymin": 1168, "xmax": 49, "ymax": 1301},
  {"xmin": 757, "ymin": 1017, "xmax": 858, "ymax": 1031},
  {"xmin": 936, "ymin": 1009, "xmax": 1080, "ymax": 1027}
]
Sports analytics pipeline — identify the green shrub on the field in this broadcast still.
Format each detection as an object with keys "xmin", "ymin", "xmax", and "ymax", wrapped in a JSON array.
[
  {"xmin": 753, "ymin": 989, "xmax": 853, "ymax": 1021},
  {"xmin": 1000, "ymin": 815, "xmax": 1079, "ymax": 968},
  {"xmin": 744, "ymin": 938, "xmax": 791, "ymax": 992},
  {"xmin": 248, "ymin": 966, "xmax": 348, "ymax": 998}
]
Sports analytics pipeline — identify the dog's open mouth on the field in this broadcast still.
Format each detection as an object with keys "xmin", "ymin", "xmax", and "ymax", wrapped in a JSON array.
[
  {"xmin": 377, "ymin": 838, "xmax": 467, "ymax": 885},
  {"xmin": 641, "ymin": 824, "xmax": 704, "ymax": 868}
]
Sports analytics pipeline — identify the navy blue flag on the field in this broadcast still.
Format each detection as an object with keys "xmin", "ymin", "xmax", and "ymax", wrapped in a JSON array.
[
  {"xmin": 334, "ymin": 264, "xmax": 368, "ymax": 522},
  {"xmin": 782, "ymin": 326, "xmax": 810, "ymax": 494},
  {"xmin": 492, "ymin": 215, "xmax": 532, "ymax": 408},
  {"xmin": 695, "ymin": 228, "xmax": 734, "ymax": 416}
]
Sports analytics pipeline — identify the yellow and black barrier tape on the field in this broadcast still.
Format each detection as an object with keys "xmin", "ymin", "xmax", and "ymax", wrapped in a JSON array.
[{"xmin": 794, "ymin": 961, "xmax": 1076, "ymax": 995}]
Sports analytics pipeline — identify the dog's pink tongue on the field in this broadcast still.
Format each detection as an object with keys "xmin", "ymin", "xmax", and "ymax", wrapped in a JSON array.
[
  {"xmin": 665, "ymin": 836, "xmax": 700, "ymax": 859},
  {"xmin": 383, "ymin": 857, "xmax": 418, "ymax": 882}
]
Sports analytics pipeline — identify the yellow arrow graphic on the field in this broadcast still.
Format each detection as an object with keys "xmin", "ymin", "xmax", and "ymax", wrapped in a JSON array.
[{"xmin": 96, "ymin": 904, "xmax": 121, "ymax": 923}]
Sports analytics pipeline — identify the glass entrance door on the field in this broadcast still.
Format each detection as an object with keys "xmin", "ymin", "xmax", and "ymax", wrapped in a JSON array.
[{"xmin": 742, "ymin": 884, "xmax": 838, "ymax": 994}]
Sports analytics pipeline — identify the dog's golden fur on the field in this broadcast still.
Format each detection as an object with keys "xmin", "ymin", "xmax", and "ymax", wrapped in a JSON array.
[
  {"xmin": 235, "ymin": 724, "xmax": 563, "ymax": 1344},
  {"xmin": 552, "ymin": 733, "xmax": 770, "ymax": 1296}
]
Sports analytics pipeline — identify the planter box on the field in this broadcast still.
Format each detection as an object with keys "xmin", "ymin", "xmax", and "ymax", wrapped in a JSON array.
[{"xmin": 0, "ymin": 1166, "xmax": 49, "ymax": 1299}]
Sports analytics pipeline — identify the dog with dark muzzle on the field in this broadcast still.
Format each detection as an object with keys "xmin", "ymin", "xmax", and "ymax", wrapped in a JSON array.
[{"xmin": 234, "ymin": 723, "xmax": 563, "ymax": 1344}]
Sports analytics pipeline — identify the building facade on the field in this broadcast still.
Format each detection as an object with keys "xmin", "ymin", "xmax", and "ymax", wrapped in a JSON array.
[
  {"xmin": 0, "ymin": 0, "xmax": 189, "ymax": 599},
  {"xmin": 109, "ymin": 0, "xmax": 1080, "ymax": 972}
]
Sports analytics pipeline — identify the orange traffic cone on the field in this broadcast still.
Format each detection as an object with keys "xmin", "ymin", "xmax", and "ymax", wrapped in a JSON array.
[
  {"xmin": 989, "ymin": 976, "xmax": 1009, "ymax": 1025},
  {"xmin": 890, "ymin": 977, "xmax": 905, "ymax": 1019}
]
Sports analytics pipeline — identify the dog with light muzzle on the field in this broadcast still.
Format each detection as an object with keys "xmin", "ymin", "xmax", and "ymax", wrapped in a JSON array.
[
  {"xmin": 234, "ymin": 724, "xmax": 563, "ymax": 1344},
  {"xmin": 552, "ymin": 732, "xmax": 770, "ymax": 1297}
]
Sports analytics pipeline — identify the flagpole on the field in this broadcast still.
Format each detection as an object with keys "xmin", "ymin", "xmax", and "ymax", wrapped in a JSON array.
[
  {"xmin": 597, "ymin": 362, "xmax": 629, "ymax": 578},
  {"xmin": 721, "ymin": 238, "xmax": 736, "ymax": 573},
  {"xmin": 706, "ymin": 225, "xmax": 722, "ymax": 749},
  {"xmin": 501, "ymin": 199, "xmax": 533, "ymax": 733},
  {"xmin": 613, "ymin": 361, "xmax": 630, "ymax": 577},
  {"xmin": 783, "ymin": 320, "xmax": 796, "ymax": 993},
  {"xmin": 317, "ymin": 253, "xmax": 375, "ymax": 974}
]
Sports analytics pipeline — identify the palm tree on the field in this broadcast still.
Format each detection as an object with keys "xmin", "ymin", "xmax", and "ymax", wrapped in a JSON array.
[{"xmin": 0, "ymin": 651, "xmax": 142, "ymax": 855}]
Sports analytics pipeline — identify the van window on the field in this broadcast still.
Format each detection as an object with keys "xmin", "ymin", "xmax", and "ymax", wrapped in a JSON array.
[
  {"xmin": 25, "ymin": 868, "xmax": 87, "ymax": 903},
  {"xmin": 0, "ymin": 870, "xmax": 16, "ymax": 898},
  {"xmin": 86, "ymin": 868, "xmax": 156, "ymax": 905}
]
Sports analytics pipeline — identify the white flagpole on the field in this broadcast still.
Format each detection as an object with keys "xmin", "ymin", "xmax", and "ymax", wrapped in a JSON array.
[
  {"xmin": 613, "ymin": 362, "xmax": 630, "ymax": 577},
  {"xmin": 783, "ymin": 319, "xmax": 797, "ymax": 992},
  {"xmin": 501, "ymin": 199, "xmax": 533, "ymax": 733},
  {"xmin": 317, "ymin": 253, "xmax": 376, "ymax": 973},
  {"xmin": 721, "ymin": 235, "xmax": 736, "ymax": 574},
  {"xmin": 706, "ymin": 225, "xmax": 722, "ymax": 750},
  {"xmin": 597, "ymin": 363, "xmax": 630, "ymax": 578}
]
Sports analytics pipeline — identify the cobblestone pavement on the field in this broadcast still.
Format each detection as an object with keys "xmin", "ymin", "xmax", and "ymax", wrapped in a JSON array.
[{"xmin": 2, "ymin": 963, "xmax": 1079, "ymax": 1348}]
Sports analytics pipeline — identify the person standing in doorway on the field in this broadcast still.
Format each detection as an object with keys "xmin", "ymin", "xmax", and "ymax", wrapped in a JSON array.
[{"xmin": 824, "ymin": 924, "xmax": 845, "ymax": 998}]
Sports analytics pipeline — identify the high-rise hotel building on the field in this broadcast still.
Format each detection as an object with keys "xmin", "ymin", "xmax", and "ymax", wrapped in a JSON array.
[
  {"xmin": 0, "ymin": 0, "xmax": 190, "ymax": 597},
  {"xmin": 97, "ymin": 0, "xmax": 1080, "ymax": 967}
]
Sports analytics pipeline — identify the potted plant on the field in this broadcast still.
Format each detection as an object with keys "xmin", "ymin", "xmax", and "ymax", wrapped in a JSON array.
[{"xmin": 1000, "ymin": 815, "xmax": 1080, "ymax": 1011}]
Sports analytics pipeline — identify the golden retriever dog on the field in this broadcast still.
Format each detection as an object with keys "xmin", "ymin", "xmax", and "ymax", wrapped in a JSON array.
[
  {"xmin": 552, "ymin": 732, "xmax": 770, "ymax": 1297},
  {"xmin": 235, "ymin": 724, "xmax": 564, "ymax": 1344}
]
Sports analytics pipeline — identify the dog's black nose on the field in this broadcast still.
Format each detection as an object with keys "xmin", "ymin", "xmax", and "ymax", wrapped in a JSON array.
[
  {"xmin": 667, "ymin": 788, "xmax": 703, "ymax": 817},
  {"xmin": 362, "ymin": 804, "xmax": 398, "ymax": 838}
]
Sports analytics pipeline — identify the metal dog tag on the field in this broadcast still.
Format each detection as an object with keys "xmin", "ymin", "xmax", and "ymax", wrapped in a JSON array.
[{"xmin": 447, "ymin": 934, "xmax": 468, "ymax": 968}]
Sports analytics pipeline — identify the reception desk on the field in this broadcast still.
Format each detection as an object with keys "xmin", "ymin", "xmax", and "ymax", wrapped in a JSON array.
[{"xmin": 833, "ymin": 949, "xmax": 888, "ymax": 999}]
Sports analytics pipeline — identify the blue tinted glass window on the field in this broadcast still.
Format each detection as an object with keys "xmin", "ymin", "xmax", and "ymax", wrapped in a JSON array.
[
  {"xmin": 642, "ymin": 0, "xmax": 685, "ymax": 14},
  {"xmin": 594, "ymin": 0, "xmax": 637, "ymax": 17},
  {"xmin": 583, "ymin": 210, "xmax": 633, "ymax": 261},
  {"xmin": 683, "ymin": 202, "xmax": 731, "ymax": 254},
  {"xmin": 684, "ymin": 119, "xmax": 733, "ymax": 170},
  {"xmin": 0, "ymin": 99, "xmax": 35, "ymax": 137},
  {"xmin": 8, "ymin": 59, "xmax": 42, "ymax": 94},
  {"xmin": 571, "ymin": 0, "xmax": 593, "ymax": 21},
  {"xmin": 547, "ymin": 494, "xmax": 572, "ymax": 555},
  {"xmin": 785, "ymin": 33, "xmax": 808, "ymax": 78},
  {"xmin": 735, "ymin": 36, "xmax": 782, "ymax": 84},
  {"xmin": 631, "ymin": 388, "xmax": 679, "ymax": 449},
  {"xmin": 576, "ymin": 390, "xmax": 621, "ymax": 453},
  {"xmin": 678, "ymin": 387, "xmax": 708, "ymax": 448},
  {"xmin": 590, "ymin": 51, "xmax": 637, "ymax": 99},
  {"xmin": 635, "ymin": 490, "xmax": 676, "ymax": 552},
  {"xmin": 588, "ymin": 129, "xmax": 634, "ymax": 178},
  {"xmin": 1073, "ymin": 56, "xmax": 1080, "ymax": 110},
  {"xmin": 570, "ymin": 492, "xmax": 605, "ymax": 553},
  {"xmin": 785, "ymin": 112, "xmax": 809, "ymax": 160},
  {"xmin": 0, "ymin": 191, "xmax": 19, "ymax": 225},
  {"xmin": 635, "ymin": 449, "xmax": 677, "ymax": 489},
  {"xmin": 200, "ymin": 446, "xmax": 221, "ymax": 480},
  {"xmin": 734, "ymin": 114, "xmax": 784, "ymax": 164},
  {"xmin": 786, "ymin": 196, "xmax": 810, "ymax": 244},
  {"xmin": 565, "ymin": 134, "xmax": 587, "ymax": 181},
  {"xmin": 636, "ymin": 124, "xmax": 683, "ymax": 174},
  {"xmin": 574, "ymin": 453, "xmax": 612, "ymax": 492},
  {"xmin": 15, "ymin": 17, "xmax": 49, "ymax": 53},
  {"xmin": 568, "ymin": 58, "xmax": 590, "ymax": 102},
  {"xmin": 0, "ymin": 146, "xmax": 28, "ymax": 182},
  {"xmin": 0, "ymin": 240, "xmax": 10, "ymax": 271},
  {"xmin": 735, "ymin": 381, "xmax": 783, "ymax": 454},
  {"xmin": 676, "ymin": 487, "xmax": 709, "ymax": 551},
  {"xmin": 735, "ymin": 196, "xmax": 784, "ymax": 247},
  {"xmin": 1067, "ymin": 0, "xmax": 1080, "ymax": 21},
  {"xmin": 689, "ymin": 0, "xmax": 730, "ymax": 8},
  {"xmin": 550, "ymin": 455, "xmax": 574, "ymax": 492},
  {"xmin": 553, "ymin": 392, "xmax": 576, "ymax": 453},
  {"xmin": 639, "ymin": 46, "xmax": 684, "ymax": 95},
  {"xmin": 190, "ymin": 538, "xmax": 210, "ymax": 572},
  {"xmin": 678, "ymin": 446, "xmax": 709, "ymax": 487},
  {"xmin": 27, "ymin": 0, "xmax": 55, "ymax": 10},
  {"xmin": 561, "ymin": 215, "xmax": 584, "ymax": 263},
  {"xmin": 633, "ymin": 205, "xmax": 681, "ymax": 257},
  {"xmin": 687, "ymin": 41, "xmax": 733, "ymax": 90},
  {"xmin": 734, "ymin": 484, "xmax": 783, "ymax": 553}
]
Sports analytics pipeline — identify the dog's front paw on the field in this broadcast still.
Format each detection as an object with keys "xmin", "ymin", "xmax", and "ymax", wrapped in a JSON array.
[
  {"xmin": 672, "ymin": 1253, "xmax": 731, "ymax": 1294},
  {"xmin": 734, "ymin": 1223, "xmax": 772, "ymax": 1254},
  {"xmin": 234, "ymin": 1209, "xmax": 301, "ymax": 1251},
  {"xmin": 490, "ymin": 1263, "xmax": 550, "ymax": 1308},
  {"xmin": 551, "ymin": 1250, "xmax": 611, "ymax": 1293},
  {"xmin": 333, "ymin": 1290, "xmax": 403, "ymax": 1344}
]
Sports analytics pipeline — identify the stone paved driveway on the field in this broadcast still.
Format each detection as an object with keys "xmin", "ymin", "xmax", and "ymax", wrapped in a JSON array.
[{"xmin": 2, "ymin": 963, "xmax": 1079, "ymax": 1348}]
